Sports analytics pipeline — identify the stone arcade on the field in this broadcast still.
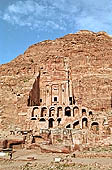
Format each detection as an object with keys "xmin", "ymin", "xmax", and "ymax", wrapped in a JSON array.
[
  {"xmin": 24, "ymin": 56, "xmax": 111, "ymax": 147},
  {"xmin": 0, "ymin": 31, "xmax": 112, "ymax": 152}
]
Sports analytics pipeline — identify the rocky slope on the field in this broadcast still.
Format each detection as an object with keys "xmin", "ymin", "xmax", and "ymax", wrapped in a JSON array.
[{"xmin": 0, "ymin": 30, "xmax": 112, "ymax": 130}]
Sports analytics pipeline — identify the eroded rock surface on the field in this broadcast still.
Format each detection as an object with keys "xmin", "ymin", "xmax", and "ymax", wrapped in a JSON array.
[{"xmin": 0, "ymin": 30, "xmax": 112, "ymax": 131}]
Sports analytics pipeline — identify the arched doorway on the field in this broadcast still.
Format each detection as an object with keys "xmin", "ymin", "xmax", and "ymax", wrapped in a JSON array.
[
  {"xmin": 73, "ymin": 121, "xmax": 80, "ymax": 129},
  {"xmin": 82, "ymin": 117, "xmax": 88, "ymax": 129},
  {"xmin": 49, "ymin": 118, "xmax": 54, "ymax": 128},
  {"xmin": 41, "ymin": 107, "xmax": 47, "ymax": 117},
  {"xmin": 73, "ymin": 106, "xmax": 79, "ymax": 117},
  {"xmin": 66, "ymin": 124, "xmax": 71, "ymax": 128},
  {"xmin": 39, "ymin": 118, "xmax": 46, "ymax": 122},
  {"xmin": 57, "ymin": 118, "xmax": 61, "ymax": 126},
  {"xmin": 49, "ymin": 107, "xmax": 55, "ymax": 117},
  {"xmin": 31, "ymin": 117, "xmax": 37, "ymax": 120},
  {"xmin": 32, "ymin": 107, "xmax": 39, "ymax": 117},
  {"xmin": 65, "ymin": 107, "xmax": 71, "ymax": 117},
  {"xmin": 82, "ymin": 109, "xmax": 86, "ymax": 116},
  {"xmin": 57, "ymin": 107, "xmax": 63, "ymax": 117},
  {"xmin": 91, "ymin": 122, "xmax": 99, "ymax": 134},
  {"xmin": 89, "ymin": 111, "xmax": 93, "ymax": 116}
]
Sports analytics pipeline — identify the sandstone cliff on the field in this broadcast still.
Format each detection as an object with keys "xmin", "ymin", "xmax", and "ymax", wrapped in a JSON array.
[{"xmin": 0, "ymin": 30, "xmax": 112, "ymax": 130}]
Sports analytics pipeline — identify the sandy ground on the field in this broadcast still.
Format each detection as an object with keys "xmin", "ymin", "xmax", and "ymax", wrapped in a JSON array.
[{"xmin": 0, "ymin": 148, "xmax": 112, "ymax": 170}]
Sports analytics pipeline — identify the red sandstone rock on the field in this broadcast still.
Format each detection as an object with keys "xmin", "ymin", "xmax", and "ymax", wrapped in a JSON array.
[{"xmin": 0, "ymin": 30, "xmax": 112, "ymax": 131}]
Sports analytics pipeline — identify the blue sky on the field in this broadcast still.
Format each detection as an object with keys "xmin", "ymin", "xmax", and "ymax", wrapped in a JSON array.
[{"xmin": 0, "ymin": 0, "xmax": 112, "ymax": 64}]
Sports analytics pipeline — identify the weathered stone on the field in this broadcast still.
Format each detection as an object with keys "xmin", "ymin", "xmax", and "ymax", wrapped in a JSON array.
[{"xmin": 0, "ymin": 30, "xmax": 112, "ymax": 149}]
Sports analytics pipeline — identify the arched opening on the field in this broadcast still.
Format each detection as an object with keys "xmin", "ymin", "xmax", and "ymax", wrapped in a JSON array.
[
  {"xmin": 66, "ymin": 124, "xmax": 71, "ymax": 128},
  {"xmin": 82, "ymin": 109, "xmax": 87, "ymax": 116},
  {"xmin": 31, "ymin": 117, "xmax": 37, "ymax": 120},
  {"xmin": 73, "ymin": 121, "xmax": 80, "ymax": 129},
  {"xmin": 57, "ymin": 118, "xmax": 61, "ymax": 126},
  {"xmin": 82, "ymin": 117, "xmax": 88, "ymax": 129},
  {"xmin": 32, "ymin": 107, "xmax": 39, "ymax": 117},
  {"xmin": 49, "ymin": 107, "xmax": 55, "ymax": 117},
  {"xmin": 73, "ymin": 106, "xmax": 79, "ymax": 117},
  {"xmin": 89, "ymin": 111, "xmax": 93, "ymax": 116},
  {"xmin": 39, "ymin": 118, "xmax": 46, "ymax": 122},
  {"xmin": 65, "ymin": 107, "xmax": 71, "ymax": 117},
  {"xmin": 41, "ymin": 107, "xmax": 47, "ymax": 117},
  {"xmin": 91, "ymin": 122, "xmax": 99, "ymax": 133},
  {"xmin": 82, "ymin": 109, "xmax": 86, "ymax": 113},
  {"xmin": 57, "ymin": 107, "xmax": 63, "ymax": 117},
  {"xmin": 49, "ymin": 118, "xmax": 54, "ymax": 128}
]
